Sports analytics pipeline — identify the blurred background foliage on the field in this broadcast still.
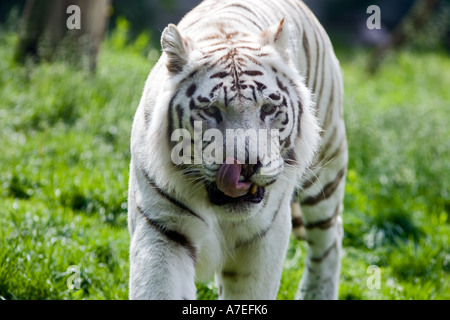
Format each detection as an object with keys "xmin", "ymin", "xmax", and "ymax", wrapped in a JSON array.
[
  {"xmin": 1, "ymin": 0, "xmax": 450, "ymax": 50},
  {"xmin": 0, "ymin": 0, "xmax": 449, "ymax": 300}
]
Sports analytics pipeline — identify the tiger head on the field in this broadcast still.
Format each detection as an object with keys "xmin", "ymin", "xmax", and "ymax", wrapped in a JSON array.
[{"xmin": 160, "ymin": 19, "xmax": 320, "ymax": 210}]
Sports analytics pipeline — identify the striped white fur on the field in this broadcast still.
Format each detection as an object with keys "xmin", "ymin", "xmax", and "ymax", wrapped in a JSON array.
[{"xmin": 128, "ymin": 0, "xmax": 346, "ymax": 300}]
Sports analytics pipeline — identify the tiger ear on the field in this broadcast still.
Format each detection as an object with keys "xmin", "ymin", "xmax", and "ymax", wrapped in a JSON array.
[
  {"xmin": 260, "ymin": 18, "xmax": 290, "ymax": 61},
  {"xmin": 161, "ymin": 24, "xmax": 191, "ymax": 74}
]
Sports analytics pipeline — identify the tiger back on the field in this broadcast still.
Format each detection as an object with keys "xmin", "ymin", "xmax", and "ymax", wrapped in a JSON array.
[{"xmin": 128, "ymin": 0, "xmax": 347, "ymax": 300}]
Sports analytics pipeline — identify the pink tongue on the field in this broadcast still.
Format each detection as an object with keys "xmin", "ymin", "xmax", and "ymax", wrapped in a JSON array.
[{"xmin": 216, "ymin": 156, "xmax": 252, "ymax": 198}]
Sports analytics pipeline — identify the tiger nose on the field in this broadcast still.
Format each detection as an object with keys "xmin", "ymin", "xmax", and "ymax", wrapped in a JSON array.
[{"xmin": 240, "ymin": 161, "xmax": 261, "ymax": 179}]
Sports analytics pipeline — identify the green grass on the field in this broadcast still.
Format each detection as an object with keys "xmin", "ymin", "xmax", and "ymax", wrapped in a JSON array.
[
  {"xmin": 0, "ymin": 29, "xmax": 449, "ymax": 299},
  {"xmin": 0, "ymin": 30, "xmax": 152, "ymax": 299}
]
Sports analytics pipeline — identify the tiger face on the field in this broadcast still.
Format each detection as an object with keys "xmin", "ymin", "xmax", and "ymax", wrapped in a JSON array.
[{"xmin": 162, "ymin": 20, "xmax": 320, "ymax": 209}]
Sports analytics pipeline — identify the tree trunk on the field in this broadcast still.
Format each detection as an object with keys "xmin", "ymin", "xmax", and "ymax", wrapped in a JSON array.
[
  {"xmin": 368, "ymin": 0, "xmax": 442, "ymax": 74},
  {"xmin": 15, "ymin": 0, "xmax": 111, "ymax": 72}
]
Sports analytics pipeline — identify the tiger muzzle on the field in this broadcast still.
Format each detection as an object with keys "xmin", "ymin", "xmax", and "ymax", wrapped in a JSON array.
[{"xmin": 207, "ymin": 156, "xmax": 264, "ymax": 205}]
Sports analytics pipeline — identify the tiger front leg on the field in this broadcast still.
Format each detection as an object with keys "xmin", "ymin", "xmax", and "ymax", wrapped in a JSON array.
[
  {"xmin": 128, "ymin": 204, "xmax": 197, "ymax": 300},
  {"xmin": 296, "ymin": 184, "xmax": 345, "ymax": 300},
  {"xmin": 216, "ymin": 206, "xmax": 292, "ymax": 300}
]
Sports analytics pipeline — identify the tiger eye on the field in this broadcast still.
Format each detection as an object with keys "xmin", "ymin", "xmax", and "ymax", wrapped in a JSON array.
[
  {"xmin": 261, "ymin": 104, "xmax": 276, "ymax": 114},
  {"xmin": 204, "ymin": 105, "xmax": 220, "ymax": 116}
]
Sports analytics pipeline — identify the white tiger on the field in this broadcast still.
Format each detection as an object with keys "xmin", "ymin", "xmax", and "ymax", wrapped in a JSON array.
[{"xmin": 128, "ymin": 0, "xmax": 347, "ymax": 300}]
